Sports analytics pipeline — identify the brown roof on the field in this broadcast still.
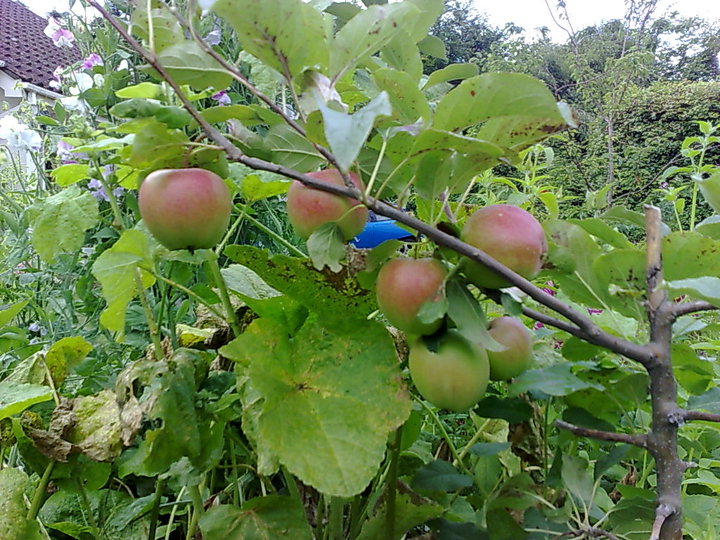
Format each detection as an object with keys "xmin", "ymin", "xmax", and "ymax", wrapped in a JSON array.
[{"xmin": 0, "ymin": 0, "xmax": 82, "ymax": 90}]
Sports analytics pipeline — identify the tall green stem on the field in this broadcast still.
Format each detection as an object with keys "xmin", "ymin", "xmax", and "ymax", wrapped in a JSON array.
[
  {"xmin": 206, "ymin": 252, "xmax": 241, "ymax": 337},
  {"xmin": 385, "ymin": 425, "xmax": 403, "ymax": 539},
  {"xmin": 135, "ymin": 269, "xmax": 164, "ymax": 360},
  {"xmin": 186, "ymin": 484, "xmax": 204, "ymax": 540},
  {"xmin": 418, "ymin": 399, "xmax": 469, "ymax": 474},
  {"xmin": 27, "ymin": 461, "xmax": 55, "ymax": 520},
  {"xmin": 147, "ymin": 477, "xmax": 164, "ymax": 540},
  {"xmin": 328, "ymin": 497, "xmax": 344, "ymax": 540}
]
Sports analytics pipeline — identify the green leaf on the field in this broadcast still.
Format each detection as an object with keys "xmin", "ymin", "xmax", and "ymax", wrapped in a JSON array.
[
  {"xmin": 130, "ymin": 5, "xmax": 184, "ymax": 53},
  {"xmin": 423, "ymin": 63, "xmax": 479, "ymax": 90},
  {"xmin": 602, "ymin": 206, "xmax": 671, "ymax": 235},
  {"xmin": 570, "ymin": 218, "xmax": 632, "ymax": 249},
  {"xmin": 233, "ymin": 315, "xmax": 410, "ymax": 496},
  {"xmin": 562, "ymin": 455, "xmax": 594, "ymax": 506},
  {"xmin": 412, "ymin": 460, "xmax": 473, "ymax": 492},
  {"xmin": 330, "ymin": 3, "xmax": 421, "ymax": 81},
  {"xmin": 154, "ymin": 42, "xmax": 232, "ymax": 91},
  {"xmin": 208, "ymin": 0, "xmax": 328, "ymax": 82},
  {"xmin": 509, "ymin": 364, "xmax": 603, "ymax": 397},
  {"xmin": 433, "ymin": 73, "xmax": 566, "ymax": 146},
  {"xmin": 0, "ymin": 468, "xmax": 43, "ymax": 540},
  {"xmin": 45, "ymin": 336, "xmax": 92, "ymax": 385},
  {"xmin": 468, "ymin": 442, "xmax": 511, "ymax": 457},
  {"xmin": 319, "ymin": 92, "xmax": 391, "ymax": 172},
  {"xmin": 39, "ymin": 489, "xmax": 151, "ymax": 539},
  {"xmin": 374, "ymin": 68, "xmax": 430, "ymax": 124},
  {"xmin": 265, "ymin": 124, "xmax": 325, "ymax": 172},
  {"xmin": 201, "ymin": 104, "xmax": 266, "ymax": 126},
  {"xmin": 224, "ymin": 245, "xmax": 376, "ymax": 332},
  {"xmin": 123, "ymin": 118, "xmax": 189, "ymax": 168},
  {"xmin": 221, "ymin": 264, "xmax": 281, "ymax": 301},
  {"xmin": 26, "ymin": 185, "xmax": 99, "ymax": 264},
  {"xmin": 672, "ymin": 343, "xmax": 714, "ymax": 395},
  {"xmin": 0, "ymin": 381, "xmax": 53, "ymax": 421},
  {"xmin": 199, "ymin": 496, "xmax": 313, "ymax": 540},
  {"xmin": 446, "ymin": 280, "xmax": 503, "ymax": 352},
  {"xmin": 474, "ymin": 396, "xmax": 532, "ymax": 424},
  {"xmin": 0, "ymin": 301, "xmax": 27, "ymax": 327},
  {"xmin": 381, "ymin": 30, "xmax": 423, "ymax": 83},
  {"xmin": 115, "ymin": 82, "xmax": 162, "ymax": 99},
  {"xmin": 418, "ymin": 35, "xmax": 446, "ymax": 59},
  {"xmin": 51, "ymin": 163, "xmax": 90, "ymax": 187},
  {"xmin": 663, "ymin": 232, "xmax": 720, "ymax": 281},
  {"xmin": 110, "ymin": 99, "xmax": 193, "ymax": 128},
  {"xmin": 307, "ymin": 222, "xmax": 346, "ymax": 272},
  {"xmin": 697, "ymin": 170, "xmax": 720, "ymax": 213},
  {"xmin": 356, "ymin": 492, "xmax": 443, "ymax": 540},
  {"xmin": 688, "ymin": 387, "xmax": 720, "ymax": 414},
  {"xmin": 91, "ymin": 229, "xmax": 156, "ymax": 341}
]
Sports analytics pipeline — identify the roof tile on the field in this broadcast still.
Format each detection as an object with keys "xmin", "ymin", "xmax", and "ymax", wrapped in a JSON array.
[{"xmin": 0, "ymin": 0, "xmax": 82, "ymax": 90}]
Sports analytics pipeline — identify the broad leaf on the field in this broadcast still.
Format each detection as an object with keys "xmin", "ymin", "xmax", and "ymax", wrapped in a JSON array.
[
  {"xmin": 224, "ymin": 245, "xmax": 376, "ymax": 332},
  {"xmin": 412, "ymin": 460, "xmax": 473, "ymax": 492},
  {"xmin": 0, "ymin": 468, "xmax": 43, "ymax": 540},
  {"xmin": 92, "ymin": 229, "xmax": 156, "ymax": 340},
  {"xmin": 0, "ymin": 382, "xmax": 53, "ymax": 421},
  {"xmin": 26, "ymin": 185, "xmax": 99, "ymax": 264},
  {"xmin": 356, "ymin": 492, "xmax": 443, "ymax": 540},
  {"xmin": 307, "ymin": 222, "xmax": 346, "ymax": 272},
  {"xmin": 330, "ymin": 3, "xmax": 421, "ymax": 81},
  {"xmin": 232, "ymin": 315, "xmax": 410, "ymax": 496},
  {"xmin": 446, "ymin": 280, "xmax": 504, "ymax": 352},
  {"xmin": 509, "ymin": 364, "xmax": 604, "ymax": 397},
  {"xmin": 423, "ymin": 63, "xmax": 479, "ymax": 90},
  {"xmin": 688, "ymin": 387, "xmax": 720, "ymax": 415},
  {"xmin": 319, "ymin": 92, "xmax": 391, "ymax": 172},
  {"xmin": 207, "ymin": 0, "xmax": 328, "ymax": 82},
  {"xmin": 153, "ymin": 42, "xmax": 232, "ymax": 91},
  {"xmin": 433, "ymin": 73, "xmax": 566, "ymax": 149},
  {"xmin": 199, "ymin": 496, "xmax": 313, "ymax": 540},
  {"xmin": 44, "ymin": 336, "xmax": 92, "ymax": 385},
  {"xmin": 51, "ymin": 163, "xmax": 90, "ymax": 187}
]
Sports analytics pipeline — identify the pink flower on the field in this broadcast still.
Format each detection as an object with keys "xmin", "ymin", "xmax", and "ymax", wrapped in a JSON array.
[
  {"xmin": 81, "ymin": 53, "xmax": 103, "ymax": 70},
  {"xmin": 587, "ymin": 308, "xmax": 603, "ymax": 315},
  {"xmin": 49, "ymin": 65, "xmax": 64, "ymax": 90},
  {"xmin": 45, "ymin": 17, "xmax": 75, "ymax": 48},
  {"xmin": 56, "ymin": 140, "xmax": 76, "ymax": 163},
  {"xmin": 211, "ymin": 90, "xmax": 231, "ymax": 106}
]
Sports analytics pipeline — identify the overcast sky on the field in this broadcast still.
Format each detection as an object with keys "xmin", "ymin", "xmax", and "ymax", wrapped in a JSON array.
[{"xmin": 24, "ymin": 0, "xmax": 720, "ymax": 42}]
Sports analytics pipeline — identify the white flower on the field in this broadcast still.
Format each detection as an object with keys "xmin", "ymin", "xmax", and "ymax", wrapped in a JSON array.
[
  {"xmin": 69, "ymin": 72, "xmax": 94, "ymax": 94},
  {"xmin": 0, "ymin": 115, "xmax": 42, "ymax": 151},
  {"xmin": 60, "ymin": 96, "xmax": 89, "ymax": 112}
]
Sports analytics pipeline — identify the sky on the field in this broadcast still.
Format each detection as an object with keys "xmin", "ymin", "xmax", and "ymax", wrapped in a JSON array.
[{"xmin": 23, "ymin": 0, "xmax": 720, "ymax": 42}]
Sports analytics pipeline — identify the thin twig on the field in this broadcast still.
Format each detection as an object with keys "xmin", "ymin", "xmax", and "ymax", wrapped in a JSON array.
[
  {"xmin": 555, "ymin": 420, "xmax": 647, "ymax": 448},
  {"xmin": 648, "ymin": 503, "xmax": 674, "ymax": 540}
]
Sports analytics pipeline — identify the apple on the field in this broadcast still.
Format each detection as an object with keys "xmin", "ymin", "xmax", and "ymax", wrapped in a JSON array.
[
  {"xmin": 409, "ymin": 330, "xmax": 489, "ymax": 412},
  {"xmin": 138, "ymin": 168, "xmax": 232, "ymax": 250},
  {"xmin": 376, "ymin": 257, "xmax": 447, "ymax": 336},
  {"xmin": 286, "ymin": 169, "xmax": 368, "ymax": 240},
  {"xmin": 486, "ymin": 316, "xmax": 534, "ymax": 381},
  {"xmin": 461, "ymin": 204, "xmax": 547, "ymax": 289}
]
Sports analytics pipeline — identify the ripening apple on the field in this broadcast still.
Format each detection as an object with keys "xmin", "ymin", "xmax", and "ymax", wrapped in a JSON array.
[
  {"xmin": 286, "ymin": 169, "xmax": 369, "ymax": 240},
  {"xmin": 138, "ymin": 168, "xmax": 232, "ymax": 251},
  {"xmin": 461, "ymin": 204, "xmax": 547, "ymax": 289},
  {"xmin": 376, "ymin": 257, "xmax": 447, "ymax": 336},
  {"xmin": 486, "ymin": 316, "xmax": 534, "ymax": 381},
  {"xmin": 409, "ymin": 330, "xmax": 489, "ymax": 412}
]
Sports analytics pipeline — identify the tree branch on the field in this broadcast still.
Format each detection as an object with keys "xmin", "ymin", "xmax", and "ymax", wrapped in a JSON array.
[
  {"xmin": 88, "ymin": 0, "xmax": 653, "ymax": 368},
  {"xmin": 683, "ymin": 410, "xmax": 720, "ymax": 423},
  {"xmin": 649, "ymin": 504, "xmax": 675, "ymax": 540},
  {"xmin": 672, "ymin": 300, "xmax": 718, "ymax": 318},
  {"xmin": 555, "ymin": 420, "xmax": 647, "ymax": 448}
]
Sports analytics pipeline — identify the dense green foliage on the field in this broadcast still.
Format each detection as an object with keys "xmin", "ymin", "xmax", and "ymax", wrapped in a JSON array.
[{"xmin": 1, "ymin": 1, "xmax": 720, "ymax": 539}]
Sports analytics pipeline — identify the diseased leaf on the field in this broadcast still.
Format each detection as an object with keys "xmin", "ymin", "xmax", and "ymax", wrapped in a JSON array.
[
  {"xmin": 231, "ymin": 315, "xmax": 410, "ymax": 496},
  {"xmin": 208, "ymin": 0, "xmax": 328, "ymax": 81}
]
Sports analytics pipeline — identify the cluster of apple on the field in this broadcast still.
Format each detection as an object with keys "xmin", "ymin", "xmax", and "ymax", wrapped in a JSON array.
[
  {"xmin": 283, "ymin": 168, "xmax": 544, "ymax": 412},
  {"xmin": 137, "ymin": 167, "xmax": 543, "ymax": 412},
  {"xmin": 373, "ymin": 205, "xmax": 542, "ymax": 412}
]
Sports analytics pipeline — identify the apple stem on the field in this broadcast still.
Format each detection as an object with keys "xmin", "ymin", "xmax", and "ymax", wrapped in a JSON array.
[{"xmin": 206, "ymin": 252, "xmax": 242, "ymax": 337}]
